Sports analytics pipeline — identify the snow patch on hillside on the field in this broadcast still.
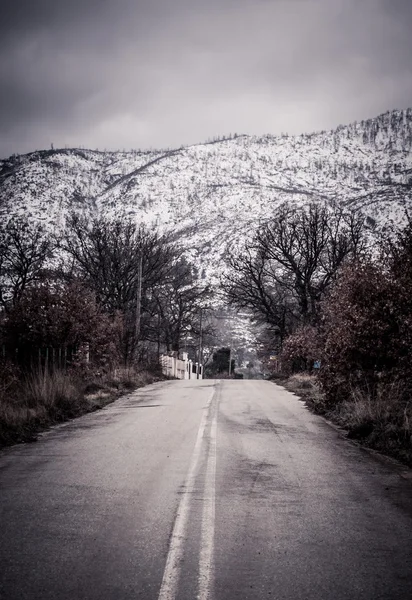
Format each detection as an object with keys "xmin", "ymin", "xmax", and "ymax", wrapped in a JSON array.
[{"xmin": 1, "ymin": 108, "xmax": 412, "ymax": 285}]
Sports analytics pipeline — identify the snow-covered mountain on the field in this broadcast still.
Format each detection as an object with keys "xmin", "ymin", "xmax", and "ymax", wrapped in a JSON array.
[{"xmin": 1, "ymin": 108, "xmax": 412, "ymax": 283}]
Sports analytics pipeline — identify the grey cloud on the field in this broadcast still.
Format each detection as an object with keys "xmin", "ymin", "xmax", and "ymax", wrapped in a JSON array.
[{"xmin": 1, "ymin": 0, "xmax": 412, "ymax": 158}]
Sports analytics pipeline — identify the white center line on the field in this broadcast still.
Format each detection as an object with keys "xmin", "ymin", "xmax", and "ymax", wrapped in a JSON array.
[
  {"xmin": 197, "ymin": 388, "xmax": 219, "ymax": 600},
  {"xmin": 157, "ymin": 387, "xmax": 215, "ymax": 600}
]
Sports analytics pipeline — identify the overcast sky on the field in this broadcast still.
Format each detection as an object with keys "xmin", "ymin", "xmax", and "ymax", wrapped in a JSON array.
[{"xmin": 1, "ymin": 0, "xmax": 412, "ymax": 158}]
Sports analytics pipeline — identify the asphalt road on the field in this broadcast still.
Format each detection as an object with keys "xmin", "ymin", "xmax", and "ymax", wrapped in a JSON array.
[{"xmin": 1, "ymin": 379, "xmax": 412, "ymax": 600}]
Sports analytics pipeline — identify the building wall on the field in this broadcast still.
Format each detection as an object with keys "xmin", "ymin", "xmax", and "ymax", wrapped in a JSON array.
[{"xmin": 160, "ymin": 354, "xmax": 203, "ymax": 380}]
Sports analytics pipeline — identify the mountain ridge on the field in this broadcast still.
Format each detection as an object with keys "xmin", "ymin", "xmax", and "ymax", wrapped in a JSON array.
[{"xmin": 1, "ymin": 107, "xmax": 412, "ymax": 283}]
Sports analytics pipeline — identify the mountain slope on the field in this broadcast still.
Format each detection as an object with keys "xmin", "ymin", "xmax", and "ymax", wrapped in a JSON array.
[{"xmin": 1, "ymin": 108, "xmax": 412, "ymax": 282}]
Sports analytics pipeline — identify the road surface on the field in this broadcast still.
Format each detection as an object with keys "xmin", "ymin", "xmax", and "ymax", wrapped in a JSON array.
[{"xmin": 1, "ymin": 379, "xmax": 412, "ymax": 599}]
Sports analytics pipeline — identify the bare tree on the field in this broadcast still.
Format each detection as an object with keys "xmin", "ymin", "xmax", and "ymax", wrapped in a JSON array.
[
  {"xmin": 62, "ymin": 214, "xmax": 175, "ymax": 311},
  {"xmin": 145, "ymin": 258, "xmax": 212, "ymax": 354},
  {"xmin": 61, "ymin": 214, "xmax": 177, "ymax": 363},
  {"xmin": 223, "ymin": 245, "xmax": 298, "ymax": 343},
  {"xmin": 0, "ymin": 217, "xmax": 54, "ymax": 310},
  {"xmin": 223, "ymin": 202, "xmax": 367, "ymax": 335}
]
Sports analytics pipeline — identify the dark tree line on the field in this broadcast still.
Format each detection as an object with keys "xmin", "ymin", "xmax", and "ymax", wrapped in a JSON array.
[
  {"xmin": 316, "ymin": 214, "xmax": 412, "ymax": 406},
  {"xmin": 226, "ymin": 197, "xmax": 412, "ymax": 452},
  {"xmin": 0, "ymin": 214, "xmax": 212, "ymax": 371}
]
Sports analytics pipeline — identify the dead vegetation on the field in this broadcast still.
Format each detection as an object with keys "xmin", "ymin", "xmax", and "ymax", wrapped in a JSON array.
[
  {"xmin": 0, "ymin": 215, "xmax": 201, "ymax": 448},
  {"xmin": 0, "ymin": 365, "xmax": 165, "ymax": 447},
  {"xmin": 282, "ymin": 373, "xmax": 412, "ymax": 467},
  {"xmin": 332, "ymin": 382, "xmax": 412, "ymax": 465},
  {"xmin": 282, "ymin": 373, "xmax": 327, "ymax": 414}
]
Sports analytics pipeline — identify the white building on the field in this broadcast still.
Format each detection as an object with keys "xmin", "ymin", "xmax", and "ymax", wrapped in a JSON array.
[{"xmin": 160, "ymin": 352, "xmax": 203, "ymax": 380}]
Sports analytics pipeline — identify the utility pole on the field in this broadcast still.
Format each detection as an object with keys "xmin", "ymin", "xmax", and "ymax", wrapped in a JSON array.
[
  {"xmin": 197, "ymin": 309, "xmax": 203, "ymax": 380},
  {"xmin": 228, "ymin": 343, "xmax": 232, "ymax": 377},
  {"xmin": 135, "ymin": 254, "xmax": 143, "ymax": 351}
]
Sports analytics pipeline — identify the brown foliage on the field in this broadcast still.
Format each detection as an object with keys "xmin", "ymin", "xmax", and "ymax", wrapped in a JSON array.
[
  {"xmin": 2, "ymin": 281, "xmax": 121, "ymax": 372},
  {"xmin": 318, "ymin": 217, "xmax": 412, "ymax": 406},
  {"xmin": 281, "ymin": 325, "xmax": 322, "ymax": 373}
]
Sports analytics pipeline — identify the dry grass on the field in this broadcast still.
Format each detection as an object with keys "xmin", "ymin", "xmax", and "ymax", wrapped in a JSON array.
[
  {"xmin": 101, "ymin": 366, "xmax": 165, "ymax": 391},
  {"xmin": 279, "ymin": 372, "xmax": 412, "ymax": 466},
  {"xmin": 332, "ymin": 381, "xmax": 412, "ymax": 465},
  {"xmin": 0, "ymin": 369, "xmax": 92, "ymax": 445},
  {"xmin": 283, "ymin": 373, "xmax": 328, "ymax": 414},
  {"xmin": 0, "ymin": 364, "xmax": 167, "ymax": 447},
  {"xmin": 25, "ymin": 369, "xmax": 85, "ymax": 415}
]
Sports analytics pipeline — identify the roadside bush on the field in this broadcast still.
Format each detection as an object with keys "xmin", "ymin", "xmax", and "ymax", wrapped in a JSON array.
[
  {"xmin": 318, "ymin": 261, "xmax": 393, "ymax": 405},
  {"xmin": 0, "ymin": 366, "xmax": 94, "ymax": 442},
  {"xmin": 24, "ymin": 369, "xmax": 86, "ymax": 418},
  {"xmin": 2, "ymin": 281, "xmax": 122, "ymax": 372},
  {"xmin": 283, "ymin": 373, "xmax": 327, "ymax": 414},
  {"xmin": 302, "ymin": 217, "xmax": 412, "ymax": 464},
  {"xmin": 319, "ymin": 242, "xmax": 412, "ymax": 405},
  {"xmin": 331, "ymin": 381, "xmax": 412, "ymax": 464},
  {"xmin": 267, "ymin": 371, "xmax": 289, "ymax": 381},
  {"xmin": 280, "ymin": 325, "xmax": 322, "ymax": 374}
]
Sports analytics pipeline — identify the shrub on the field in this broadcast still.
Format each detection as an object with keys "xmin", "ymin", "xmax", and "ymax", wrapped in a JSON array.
[
  {"xmin": 24, "ymin": 369, "xmax": 85, "ymax": 419},
  {"xmin": 310, "ymin": 217, "xmax": 412, "ymax": 464},
  {"xmin": 280, "ymin": 325, "xmax": 322, "ymax": 374},
  {"xmin": 331, "ymin": 381, "xmax": 412, "ymax": 465},
  {"xmin": 318, "ymin": 261, "xmax": 392, "ymax": 404},
  {"xmin": 283, "ymin": 373, "xmax": 327, "ymax": 414},
  {"xmin": 0, "ymin": 367, "xmax": 88, "ymax": 445},
  {"xmin": 2, "ymin": 281, "xmax": 122, "ymax": 372}
]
